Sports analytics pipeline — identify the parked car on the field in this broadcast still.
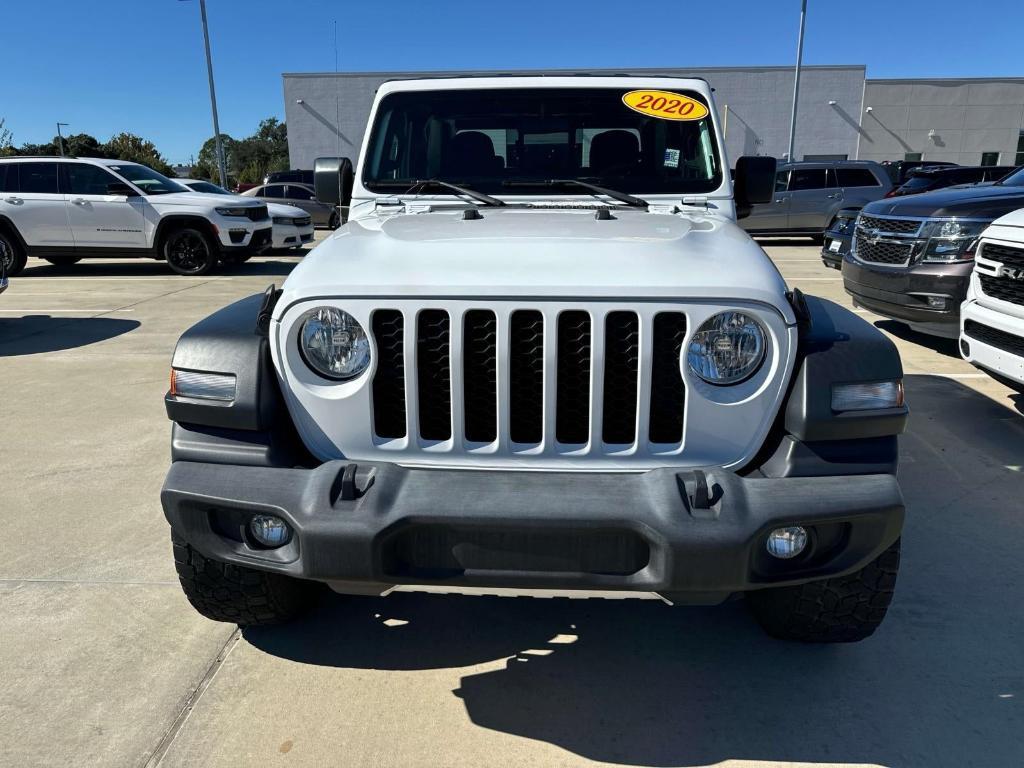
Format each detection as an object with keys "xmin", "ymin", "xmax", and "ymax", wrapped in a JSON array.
[
  {"xmin": 179, "ymin": 179, "xmax": 314, "ymax": 254},
  {"xmin": 960, "ymin": 208, "xmax": 1024, "ymax": 391},
  {"xmin": 887, "ymin": 165, "xmax": 1016, "ymax": 198},
  {"xmin": 880, "ymin": 160, "xmax": 957, "ymax": 185},
  {"xmin": 741, "ymin": 160, "xmax": 892, "ymax": 241},
  {"xmin": 241, "ymin": 182, "xmax": 340, "ymax": 228},
  {"xmin": 163, "ymin": 75, "xmax": 908, "ymax": 644},
  {"xmin": 820, "ymin": 208, "xmax": 859, "ymax": 269},
  {"xmin": 842, "ymin": 166, "xmax": 1024, "ymax": 337},
  {"xmin": 0, "ymin": 157, "xmax": 271, "ymax": 276},
  {"xmin": 265, "ymin": 169, "xmax": 314, "ymax": 186}
]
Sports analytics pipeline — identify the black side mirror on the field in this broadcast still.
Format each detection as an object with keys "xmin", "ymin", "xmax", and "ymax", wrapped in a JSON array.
[
  {"xmin": 313, "ymin": 157, "xmax": 354, "ymax": 208},
  {"xmin": 734, "ymin": 156, "xmax": 777, "ymax": 219},
  {"xmin": 107, "ymin": 182, "xmax": 137, "ymax": 197}
]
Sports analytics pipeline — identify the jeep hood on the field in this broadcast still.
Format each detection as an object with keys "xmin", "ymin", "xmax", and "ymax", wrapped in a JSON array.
[
  {"xmin": 864, "ymin": 183, "xmax": 1024, "ymax": 219},
  {"xmin": 157, "ymin": 191, "xmax": 264, "ymax": 208},
  {"xmin": 277, "ymin": 208, "xmax": 792, "ymax": 321}
]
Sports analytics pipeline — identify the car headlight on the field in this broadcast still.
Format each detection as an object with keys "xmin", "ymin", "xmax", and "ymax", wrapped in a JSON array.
[
  {"xmin": 686, "ymin": 311, "xmax": 768, "ymax": 385},
  {"xmin": 298, "ymin": 307, "xmax": 371, "ymax": 380},
  {"xmin": 919, "ymin": 219, "xmax": 989, "ymax": 262},
  {"xmin": 272, "ymin": 216, "xmax": 290, "ymax": 225},
  {"xmin": 833, "ymin": 214, "xmax": 857, "ymax": 234},
  {"xmin": 215, "ymin": 206, "xmax": 253, "ymax": 217}
]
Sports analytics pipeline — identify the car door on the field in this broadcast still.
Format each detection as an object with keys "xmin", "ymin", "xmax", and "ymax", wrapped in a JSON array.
[
  {"xmin": 61, "ymin": 162, "xmax": 147, "ymax": 249},
  {"xmin": 0, "ymin": 162, "xmax": 74, "ymax": 247},
  {"xmin": 835, "ymin": 166, "xmax": 887, "ymax": 210},
  {"xmin": 785, "ymin": 166, "xmax": 836, "ymax": 232},
  {"xmin": 283, "ymin": 184, "xmax": 330, "ymax": 225},
  {"xmin": 740, "ymin": 168, "xmax": 791, "ymax": 232}
]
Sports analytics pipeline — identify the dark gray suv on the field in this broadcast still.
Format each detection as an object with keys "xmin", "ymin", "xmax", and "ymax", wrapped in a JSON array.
[{"xmin": 741, "ymin": 161, "xmax": 892, "ymax": 241}]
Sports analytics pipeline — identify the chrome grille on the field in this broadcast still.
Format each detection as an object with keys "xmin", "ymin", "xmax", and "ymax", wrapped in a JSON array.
[
  {"xmin": 854, "ymin": 235, "xmax": 914, "ymax": 265},
  {"xmin": 858, "ymin": 215, "xmax": 922, "ymax": 235}
]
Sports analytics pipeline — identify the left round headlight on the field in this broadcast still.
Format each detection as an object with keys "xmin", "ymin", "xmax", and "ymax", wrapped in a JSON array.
[
  {"xmin": 298, "ymin": 307, "xmax": 371, "ymax": 381},
  {"xmin": 686, "ymin": 311, "xmax": 767, "ymax": 385}
]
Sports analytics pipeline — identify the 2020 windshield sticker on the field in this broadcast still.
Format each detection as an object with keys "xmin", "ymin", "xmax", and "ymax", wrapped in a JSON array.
[{"xmin": 622, "ymin": 90, "xmax": 710, "ymax": 121}]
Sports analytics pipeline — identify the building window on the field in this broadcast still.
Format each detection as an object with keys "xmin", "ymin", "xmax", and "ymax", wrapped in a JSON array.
[
  {"xmin": 1015, "ymin": 132, "xmax": 1024, "ymax": 165},
  {"xmin": 981, "ymin": 152, "xmax": 1000, "ymax": 166},
  {"xmin": 904, "ymin": 152, "xmax": 922, "ymax": 161}
]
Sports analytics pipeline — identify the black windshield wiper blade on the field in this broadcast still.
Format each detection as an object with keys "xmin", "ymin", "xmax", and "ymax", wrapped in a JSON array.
[
  {"xmin": 398, "ymin": 178, "xmax": 505, "ymax": 206},
  {"xmin": 503, "ymin": 179, "xmax": 648, "ymax": 208}
]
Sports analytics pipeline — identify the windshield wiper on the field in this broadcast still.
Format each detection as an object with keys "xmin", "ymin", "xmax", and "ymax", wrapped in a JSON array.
[
  {"xmin": 375, "ymin": 178, "xmax": 505, "ymax": 206},
  {"xmin": 503, "ymin": 179, "xmax": 648, "ymax": 208}
]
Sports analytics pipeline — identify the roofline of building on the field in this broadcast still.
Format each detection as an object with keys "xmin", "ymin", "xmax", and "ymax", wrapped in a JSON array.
[
  {"xmin": 866, "ymin": 76, "xmax": 1024, "ymax": 84},
  {"xmin": 283, "ymin": 64, "xmax": 866, "ymax": 79}
]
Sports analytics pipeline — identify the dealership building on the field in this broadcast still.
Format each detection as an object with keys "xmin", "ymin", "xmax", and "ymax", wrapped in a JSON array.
[{"xmin": 282, "ymin": 65, "xmax": 1024, "ymax": 171}]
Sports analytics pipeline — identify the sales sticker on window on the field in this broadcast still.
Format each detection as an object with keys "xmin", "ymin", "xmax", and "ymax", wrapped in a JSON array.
[
  {"xmin": 663, "ymin": 148, "xmax": 681, "ymax": 168},
  {"xmin": 622, "ymin": 90, "xmax": 710, "ymax": 121}
]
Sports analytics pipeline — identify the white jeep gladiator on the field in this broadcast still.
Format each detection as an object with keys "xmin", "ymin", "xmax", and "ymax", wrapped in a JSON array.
[{"xmin": 162, "ymin": 76, "xmax": 908, "ymax": 642}]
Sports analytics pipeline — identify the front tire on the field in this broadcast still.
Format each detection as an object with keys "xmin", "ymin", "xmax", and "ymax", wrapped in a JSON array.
[
  {"xmin": 0, "ymin": 229, "xmax": 27, "ymax": 276},
  {"xmin": 163, "ymin": 226, "xmax": 218, "ymax": 276},
  {"xmin": 328, "ymin": 209, "xmax": 340, "ymax": 229},
  {"xmin": 172, "ymin": 532, "xmax": 317, "ymax": 626},
  {"xmin": 747, "ymin": 538, "xmax": 901, "ymax": 643}
]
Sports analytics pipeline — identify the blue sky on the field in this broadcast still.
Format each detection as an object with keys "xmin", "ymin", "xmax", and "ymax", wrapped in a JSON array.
[{"xmin": 1, "ymin": 0, "xmax": 1021, "ymax": 164}]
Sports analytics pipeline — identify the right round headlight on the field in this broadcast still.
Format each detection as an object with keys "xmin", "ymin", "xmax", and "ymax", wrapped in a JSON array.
[
  {"xmin": 686, "ymin": 311, "xmax": 767, "ymax": 385},
  {"xmin": 298, "ymin": 307, "xmax": 371, "ymax": 381}
]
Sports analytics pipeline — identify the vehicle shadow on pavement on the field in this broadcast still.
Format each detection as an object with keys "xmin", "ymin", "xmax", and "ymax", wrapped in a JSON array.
[
  {"xmin": 0, "ymin": 315, "xmax": 139, "ymax": 356},
  {"xmin": 17, "ymin": 258, "xmax": 301, "ymax": 279},
  {"xmin": 245, "ymin": 375, "xmax": 1024, "ymax": 767},
  {"xmin": 874, "ymin": 319, "xmax": 962, "ymax": 358}
]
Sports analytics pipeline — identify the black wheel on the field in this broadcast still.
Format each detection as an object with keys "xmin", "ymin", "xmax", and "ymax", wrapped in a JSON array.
[
  {"xmin": 43, "ymin": 256, "xmax": 82, "ymax": 267},
  {"xmin": 747, "ymin": 538, "xmax": 901, "ymax": 643},
  {"xmin": 163, "ymin": 227, "xmax": 218, "ymax": 276},
  {"xmin": 172, "ymin": 532, "xmax": 318, "ymax": 626},
  {"xmin": 0, "ymin": 229, "xmax": 27, "ymax": 277},
  {"xmin": 328, "ymin": 209, "xmax": 340, "ymax": 230}
]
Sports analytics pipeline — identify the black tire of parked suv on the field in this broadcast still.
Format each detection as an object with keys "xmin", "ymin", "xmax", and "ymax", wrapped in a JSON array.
[
  {"xmin": 163, "ymin": 226, "xmax": 218, "ymax": 276},
  {"xmin": 746, "ymin": 538, "xmax": 900, "ymax": 643},
  {"xmin": 328, "ymin": 209, "xmax": 341, "ymax": 229},
  {"xmin": 43, "ymin": 256, "xmax": 82, "ymax": 267},
  {"xmin": 171, "ymin": 532, "xmax": 319, "ymax": 626},
  {"xmin": 0, "ymin": 228, "xmax": 27, "ymax": 277}
]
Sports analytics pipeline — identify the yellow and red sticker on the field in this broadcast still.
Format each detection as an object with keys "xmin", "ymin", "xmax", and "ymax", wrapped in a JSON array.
[{"xmin": 622, "ymin": 90, "xmax": 709, "ymax": 121}]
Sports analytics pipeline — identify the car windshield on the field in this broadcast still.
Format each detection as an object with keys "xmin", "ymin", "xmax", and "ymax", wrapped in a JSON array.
[
  {"xmin": 362, "ymin": 87, "xmax": 722, "ymax": 196},
  {"xmin": 996, "ymin": 167, "xmax": 1024, "ymax": 186},
  {"xmin": 108, "ymin": 164, "xmax": 189, "ymax": 195},
  {"xmin": 187, "ymin": 180, "xmax": 231, "ymax": 195}
]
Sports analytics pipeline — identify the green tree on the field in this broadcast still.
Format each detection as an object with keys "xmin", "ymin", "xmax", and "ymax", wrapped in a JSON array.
[
  {"xmin": 102, "ymin": 132, "xmax": 174, "ymax": 176},
  {"xmin": 0, "ymin": 118, "xmax": 13, "ymax": 156},
  {"xmin": 195, "ymin": 133, "xmax": 236, "ymax": 180},
  {"xmin": 65, "ymin": 133, "xmax": 106, "ymax": 158}
]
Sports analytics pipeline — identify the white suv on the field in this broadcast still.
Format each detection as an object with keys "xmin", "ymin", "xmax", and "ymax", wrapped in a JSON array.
[
  {"xmin": 0, "ymin": 157, "xmax": 272, "ymax": 275},
  {"xmin": 960, "ymin": 208, "xmax": 1024, "ymax": 389}
]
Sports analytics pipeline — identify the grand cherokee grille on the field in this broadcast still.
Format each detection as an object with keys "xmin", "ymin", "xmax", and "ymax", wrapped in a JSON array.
[
  {"xmin": 368, "ymin": 306, "xmax": 688, "ymax": 451},
  {"xmin": 854, "ymin": 235, "xmax": 913, "ymax": 265},
  {"xmin": 977, "ymin": 242, "xmax": 1024, "ymax": 307},
  {"xmin": 858, "ymin": 215, "xmax": 922, "ymax": 235},
  {"xmin": 245, "ymin": 205, "xmax": 269, "ymax": 222},
  {"xmin": 963, "ymin": 320, "xmax": 1024, "ymax": 357}
]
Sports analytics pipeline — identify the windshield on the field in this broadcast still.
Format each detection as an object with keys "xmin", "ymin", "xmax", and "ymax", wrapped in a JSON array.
[
  {"xmin": 362, "ymin": 87, "xmax": 722, "ymax": 196},
  {"xmin": 997, "ymin": 167, "xmax": 1024, "ymax": 186},
  {"xmin": 108, "ymin": 164, "xmax": 189, "ymax": 195},
  {"xmin": 186, "ymin": 180, "xmax": 231, "ymax": 195}
]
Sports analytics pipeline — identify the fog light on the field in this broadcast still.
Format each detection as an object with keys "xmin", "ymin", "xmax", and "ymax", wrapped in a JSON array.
[
  {"xmin": 927, "ymin": 296, "xmax": 947, "ymax": 309},
  {"xmin": 766, "ymin": 526, "xmax": 808, "ymax": 559},
  {"xmin": 960, "ymin": 339, "xmax": 970, "ymax": 356},
  {"xmin": 249, "ymin": 515, "xmax": 291, "ymax": 547}
]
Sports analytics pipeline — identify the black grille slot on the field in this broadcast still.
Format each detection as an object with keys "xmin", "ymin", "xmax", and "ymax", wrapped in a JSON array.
[
  {"xmin": 509, "ymin": 310, "xmax": 544, "ymax": 444},
  {"xmin": 855, "ymin": 235, "xmax": 912, "ymax": 265},
  {"xmin": 463, "ymin": 310, "xmax": 498, "ymax": 443},
  {"xmin": 245, "ymin": 205, "xmax": 269, "ymax": 222},
  {"xmin": 648, "ymin": 312, "xmax": 687, "ymax": 444},
  {"xmin": 371, "ymin": 310, "xmax": 406, "ymax": 439},
  {"xmin": 979, "ymin": 243, "xmax": 1024, "ymax": 307},
  {"xmin": 858, "ymin": 215, "xmax": 920, "ymax": 234},
  {"xmin": 416, "ymin": 310, "xmax": 452, "ymax": 440},
  {"xmin": 602, "ymin": 311, "xmax": 639, "ymax": 444},
  {"xmin": 964, "ymin": 320, "xmax": 1024, "ymax": 356},
  {"xmin": 556, "ymin": 311, "xmax": 592, "ymax": 444}
]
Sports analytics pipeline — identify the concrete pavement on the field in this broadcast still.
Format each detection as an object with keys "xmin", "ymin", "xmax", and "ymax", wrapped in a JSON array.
[{"xmin": 1, "ymin": 235, "xmax": 1021, "ymax": 768}]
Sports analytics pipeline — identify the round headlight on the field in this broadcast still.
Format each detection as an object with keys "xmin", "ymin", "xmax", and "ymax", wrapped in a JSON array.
[
  {"xmin": 686, "ymin": 311, "xmax": 767, "ymax": 385},
  {"xmin": 298, "ymin": 307, "xmax": 371, "ymax": 380}
]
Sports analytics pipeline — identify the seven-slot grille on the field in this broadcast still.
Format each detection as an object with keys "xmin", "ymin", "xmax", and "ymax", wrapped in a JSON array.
[
  {"xmin": 977, "ymin": 242, "xmax": 1024, "ymax": 307},
  {"xmin": 369, "ymin": 307, "xmax": 687, "ymax": 450}
]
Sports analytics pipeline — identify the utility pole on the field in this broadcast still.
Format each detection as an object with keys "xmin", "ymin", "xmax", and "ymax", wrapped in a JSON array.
[
  {"xmin": 196, "ymin": 0, "xmax": 228, "ymax": 188},
  {"xmin": 56, "ymin": 122, "xmax": 69, "ymax": 157},
  {"xmin": 786, "ymin": 0, "xmax": 808, "ymax": 162}
]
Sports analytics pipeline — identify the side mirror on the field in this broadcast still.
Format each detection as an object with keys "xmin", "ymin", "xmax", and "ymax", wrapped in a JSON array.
[
  {"xmin": 313, "ymin": 157, "xmax": 354, "ymax": 209},
  {"xmin": 107, "ymin": 182, "xmax": 137, "ymax": 197},
  {"xmin": 734, "ymin": 156, "xmax": 777, "ymax": 219}
]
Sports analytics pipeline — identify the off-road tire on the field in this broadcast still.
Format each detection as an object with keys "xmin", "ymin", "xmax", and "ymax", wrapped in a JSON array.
[
  {"xmin": 172, "ymin": 532, "xmax": 317, "ymax": 626},
  {"xmin": 162, "ymin": 226, "xmax": 218, "ymax": 276},
  {"xmin": 0, "ymin": 228, "xmax": 27, "ymax": 276},
  {"xmin": 44, "ymin": 256, "xmax": 82, "ymax": 267},
  {"xmin": 747, "ymin": 538, "xmax": 901, "ymax": 643}
]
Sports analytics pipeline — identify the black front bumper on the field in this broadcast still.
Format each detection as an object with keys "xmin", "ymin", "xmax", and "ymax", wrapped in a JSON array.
[
  {"xmin": 842, "ymin": 255, "xmax": 971, "ymax": 326},
  {"xmin": 162, "ymin": 460, "xmax": 904, "ymax": 601},
  {"xmin": 222, "ymin": 227, "xmax": 272, "ymax": 254}
]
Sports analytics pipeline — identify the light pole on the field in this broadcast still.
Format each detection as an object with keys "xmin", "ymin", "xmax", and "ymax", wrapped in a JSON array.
[
  {"xmin": 786, "ymin": 0, "xmax": 808, "ymax": 163},
  {"xmin": 56, "ymin": 122, "xmax": 69, "ymax": 157},
  {"xmin": 182, "ymin": 0, "xmax": 228, "ymax": 187}
]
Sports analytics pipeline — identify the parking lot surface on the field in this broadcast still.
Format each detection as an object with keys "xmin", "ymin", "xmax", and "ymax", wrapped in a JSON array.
[{"xmin": 2, "ymin": 233, "xmax": 1022, "ymax": 768}]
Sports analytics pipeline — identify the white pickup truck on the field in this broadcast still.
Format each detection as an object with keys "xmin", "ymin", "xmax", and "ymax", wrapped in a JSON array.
[{"xmin": 162, "ymin": 76, "xmax": 908, "ymax": 643}]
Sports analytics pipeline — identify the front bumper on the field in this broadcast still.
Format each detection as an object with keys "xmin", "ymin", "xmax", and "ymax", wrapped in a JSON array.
[
  {"xmin": 162, "ymin": 460, "xmax": 904, "ymax": 601},
  {"xmin": 219, "ymin": 226, "xmax": 272, "ymax": 254},
  {"xmin": 960, "ymin": 298, "xmax": 1024, "ymax": 384},
  {"xmin": 821, "ymin": 230, "xmax": 851, "ymax": 268},
  {"xmin": 271, "ymin": 223, "xmax": 315, "ymax": 249},
  {"xmin": 842, "ymin": 255, "xmax": 972, "ymax": 331}
]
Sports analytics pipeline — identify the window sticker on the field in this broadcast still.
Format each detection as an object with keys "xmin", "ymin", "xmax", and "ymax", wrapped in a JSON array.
[
  {"xmin": 622, "ymin": 90, "xmax": 710, "ymax": 121},
  {"xmin": 664, "ymin": 148, "xmax": 681, "ymax": 168}
]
